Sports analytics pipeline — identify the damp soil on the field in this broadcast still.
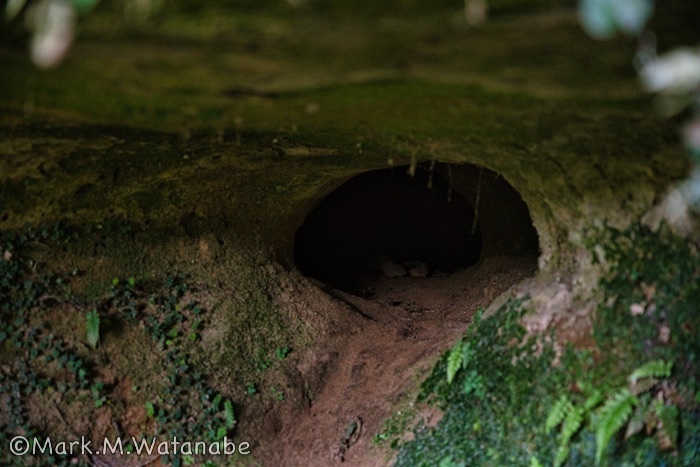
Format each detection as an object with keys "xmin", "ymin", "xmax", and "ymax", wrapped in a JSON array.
[{"xmin": 260, "ymin": 254, "xmax": 537, "ymax": 466}]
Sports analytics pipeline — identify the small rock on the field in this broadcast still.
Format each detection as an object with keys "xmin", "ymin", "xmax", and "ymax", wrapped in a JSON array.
[
  {"xmin": 403, "ymin": 260, "xmax": 431, "ymax": 278},
  {"xmin": 629, "ymin": 303, "xmax": 645, "ymax": 316},
  {"xmin": 658, "ymin": 324, "xmax": 671, "ymax": 344},
  {"xmin": 641, "ymin": 282, "xmax": 657, "ymax": 301},
  {"xmin": 372, "ymin": 254, "xmax": 406, "ymax": 278}
]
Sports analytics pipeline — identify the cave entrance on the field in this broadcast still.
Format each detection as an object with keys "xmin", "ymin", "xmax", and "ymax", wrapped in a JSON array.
[
  {"xmin": 294, "ymin": 164, "xmax": 493, "ymax": 293},
  {"xmin": 287, "ymin": 164, "xmax": 541, "ymax": 463},
  {"xmin": 294, "ymin": 163, "xmax": 539, "ymax": 294}
]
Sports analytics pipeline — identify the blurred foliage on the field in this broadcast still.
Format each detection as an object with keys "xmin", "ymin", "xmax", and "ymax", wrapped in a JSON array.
[
  {"xmin": 578, "ymin": 0, "xmax": 653, "ymax": 39},
  {"xmin": 164, "ymin": 0, "xmax": 575, "ymax": 16}
]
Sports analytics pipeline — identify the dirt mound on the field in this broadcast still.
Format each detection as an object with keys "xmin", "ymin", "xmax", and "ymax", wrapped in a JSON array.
[{"xmin": 260, "ymin": 255, "xmax": 537, "ymax": 466}]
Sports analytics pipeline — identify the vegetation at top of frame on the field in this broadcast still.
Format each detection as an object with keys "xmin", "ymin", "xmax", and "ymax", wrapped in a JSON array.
[
  {"xmin": 165, "ymin": 0, "xmax": 574, "ymax": 16},
  {"xmin": 0, "ymin": 223, "xmax": 238, "ymax": 466},
  {"xmin": 393, "ymin": 223, "xmax": 699, "ymax": 466}
]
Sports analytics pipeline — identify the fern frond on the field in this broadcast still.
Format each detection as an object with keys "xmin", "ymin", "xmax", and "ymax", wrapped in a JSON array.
[
  {"xmin": 224, "ymin": 400, "xmax": 236, "ymax": 429},
  {"xmin": 584, "ymin": 389, "xmax": 604, "ymax": 411},
  {"xmin": 86, "ymin": 309, "xmax": 100, "ymax": 349},
  {"xmin": 624, "ymin": 397, "xmax": 650, "ymax": 440},
  {"xmin": 629, "ymin": 377, "xmax": 659, "ymax": 396},
  {"xmin": 446, "ymin": 341, "xmax": 463, "ymax": 384},
  {"xmin": 628, "ymin": 359, "xmax": 673, "ymax": 384},
  {"xmin": 461, "ymin": 341, "xmax": 473, "ymax": 369},
  {"xmin": 546, "ymin": 394, "xmax": 572, "ymax": 433},
  {"xmin": 561, "ymin": 406, "xmax": 585, "ymax": 444},
  {"xmin": 554, "ymin": 445, "xmax": 570, "ymax": 467},
  {"xmin": 653, "ymin": 401, "xmax": 679, "ymax": 451},
  {"xmin": 594, "ymin": 388, "xmax": 637, "ymax": 465}
]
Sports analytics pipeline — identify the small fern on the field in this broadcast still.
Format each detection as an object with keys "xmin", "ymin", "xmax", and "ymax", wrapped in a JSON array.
[
  {"xmin": 86, "ymin": 309, "xmax": 100, "ymax": 349},
  {"xmin": 447, "ymin": 341, "xmax": 474, "ymax": 384},
  {"xmin": 628, "ymin": 359, "xmax": 672, "ymax": 384},
  {"xmin": 546, "ymin": 394, "xmax": 572, "ymax": 433},
  {"xmin": 554, "ymin": 445, "xmax": 570, "ymax": 467},
  {"xmin": 461, "ymin": 341, "xmax": 474, "ymax": 368},
  {"xmin": 561, "ymin": 406, "xmax": 585, "ymax": 445},
  {"xmin": 594, "ymin": 388, "xmax": 637, "ymax": 465},
  {"xmin": 624, "ymin": 397, "xmax": 649, "ymax": 440},
  {"xmin": 584, "ymin": 389, "xmax": 604, "ymax": 411},
  {"xmin": 547, "ymin": 393, "xmax": 586, "ymax": 467},
  {"xmin": 545, "ymin": 360, "xmax": 674, "ymax": 465},
  {"xmin": 653, "ymin": 400, "xmax": 679, "ymax": 450},
  {"xmin": 224, "ymin": 399, "xmax": 236, "ymax": 429},
  {"xmin": 446, "ymin": 341, "xmax": 464, "ymax": 384}
]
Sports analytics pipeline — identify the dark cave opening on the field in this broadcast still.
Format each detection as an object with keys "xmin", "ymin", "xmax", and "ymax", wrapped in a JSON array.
[{"xmin": 293, "ymin": 165, "xmax": 485, "ymax": 292}]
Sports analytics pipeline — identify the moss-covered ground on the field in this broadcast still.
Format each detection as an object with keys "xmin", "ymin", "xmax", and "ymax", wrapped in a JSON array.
[
  {"xmin": 0, "ymin": 224, "xmax": 266, "ymax": 465},
  {"xmin": 391, "ymin": 224, "xmax": 699, "ymax": 466}
]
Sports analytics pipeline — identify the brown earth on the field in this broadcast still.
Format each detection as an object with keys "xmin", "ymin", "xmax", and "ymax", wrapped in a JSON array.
[{"xmin": 259, "ymin": 254, "xmax": 537, "ymax": 466}]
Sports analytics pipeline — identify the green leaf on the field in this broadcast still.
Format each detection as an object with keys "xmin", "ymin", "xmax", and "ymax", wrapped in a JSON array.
[
  {"xmin": 628, "ymin": 359, "xmax": 673, "ymax": 384},
  {"xmin": 546, "ymin": 393, "xmax": 572, "ymax": 433},
  {"xmin": 276, "ymin": 346, "xmax": 290, "ymax": 360},
  {"xmin": 554, "ymin": 445, "xmax": 570, "ymax": 467},
  {"xmin": 71, "ymin": 0, "xmax": 100, "ymax": 15},
  {"xmin": 86, "ymin": 309, "xmax": 100, "ymax": 349},
  {"xmin": 630, "ymin": 376, "xmax": 661, "ymax": 396},
  {"xmin": 446, "ymin": 341, "xmax": 463, "ymax": 384},
  {"xmin": 653, "ymin": 401, "xmax": 679, "ymax": 450},
  {"xmin": 594, "ymin": 388, "xmax": 637, "ymax": 465},
  {"xmin": 624, "ymin": 398, "xmax": 648, "ymax": 440},
  {"xmin": 561, "ymin": 406, "xmax": 584, "ymax": 445},
  {"xmin": 461, "ymin": 370, "xmax": 484, "ymax": 397},
  {"xmin": 224, "ymin": 400, "xmax": 235, "ymax": 429},
  {"xmin": 584, "ymin": 389, "xmax": 604, "ymax": 411},
  {"xmin": 460, "ymin": 341, "xmax": 473, "ymax": 369},
  {"xmin": 145, "ymin": 401, "xmax": 155, "ymax": 417}
]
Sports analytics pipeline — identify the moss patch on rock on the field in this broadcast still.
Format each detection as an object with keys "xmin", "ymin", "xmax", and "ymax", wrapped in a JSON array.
[{"xmin": 393, "ymin": 224, "xmax": 700, "ymax": 466}]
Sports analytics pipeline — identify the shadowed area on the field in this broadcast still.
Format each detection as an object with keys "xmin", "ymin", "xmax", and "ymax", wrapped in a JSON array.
[{"xmin": 294, "ymin": 166, "xmax": 482, "ymax": 291}]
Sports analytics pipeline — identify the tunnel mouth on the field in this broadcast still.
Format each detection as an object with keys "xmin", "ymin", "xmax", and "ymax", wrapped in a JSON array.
[{"xmin": 294, "ymin": 164, "xmax": 486, "ymax": 293}]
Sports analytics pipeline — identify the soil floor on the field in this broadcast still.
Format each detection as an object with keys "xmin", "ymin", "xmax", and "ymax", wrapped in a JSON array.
[{"xmin": 261, "ymin": 254, "xmax": 538, "ymax": 466}]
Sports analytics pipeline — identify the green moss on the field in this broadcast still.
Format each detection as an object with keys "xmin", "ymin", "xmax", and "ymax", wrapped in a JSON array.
[
  {"xmin": 395, "ymin": 224, "xmax": 700, "ymax": 466},
  {"xmin": 395, "ymin": 299, "xmax": 564, "ymax": 466},
  {"xmin": 0, "ymin": 224, "xmax": 257, "ymax": 466},
  {"xmin": 590, "ymin": 224, "xmax": 700, "ymax": 388}
]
